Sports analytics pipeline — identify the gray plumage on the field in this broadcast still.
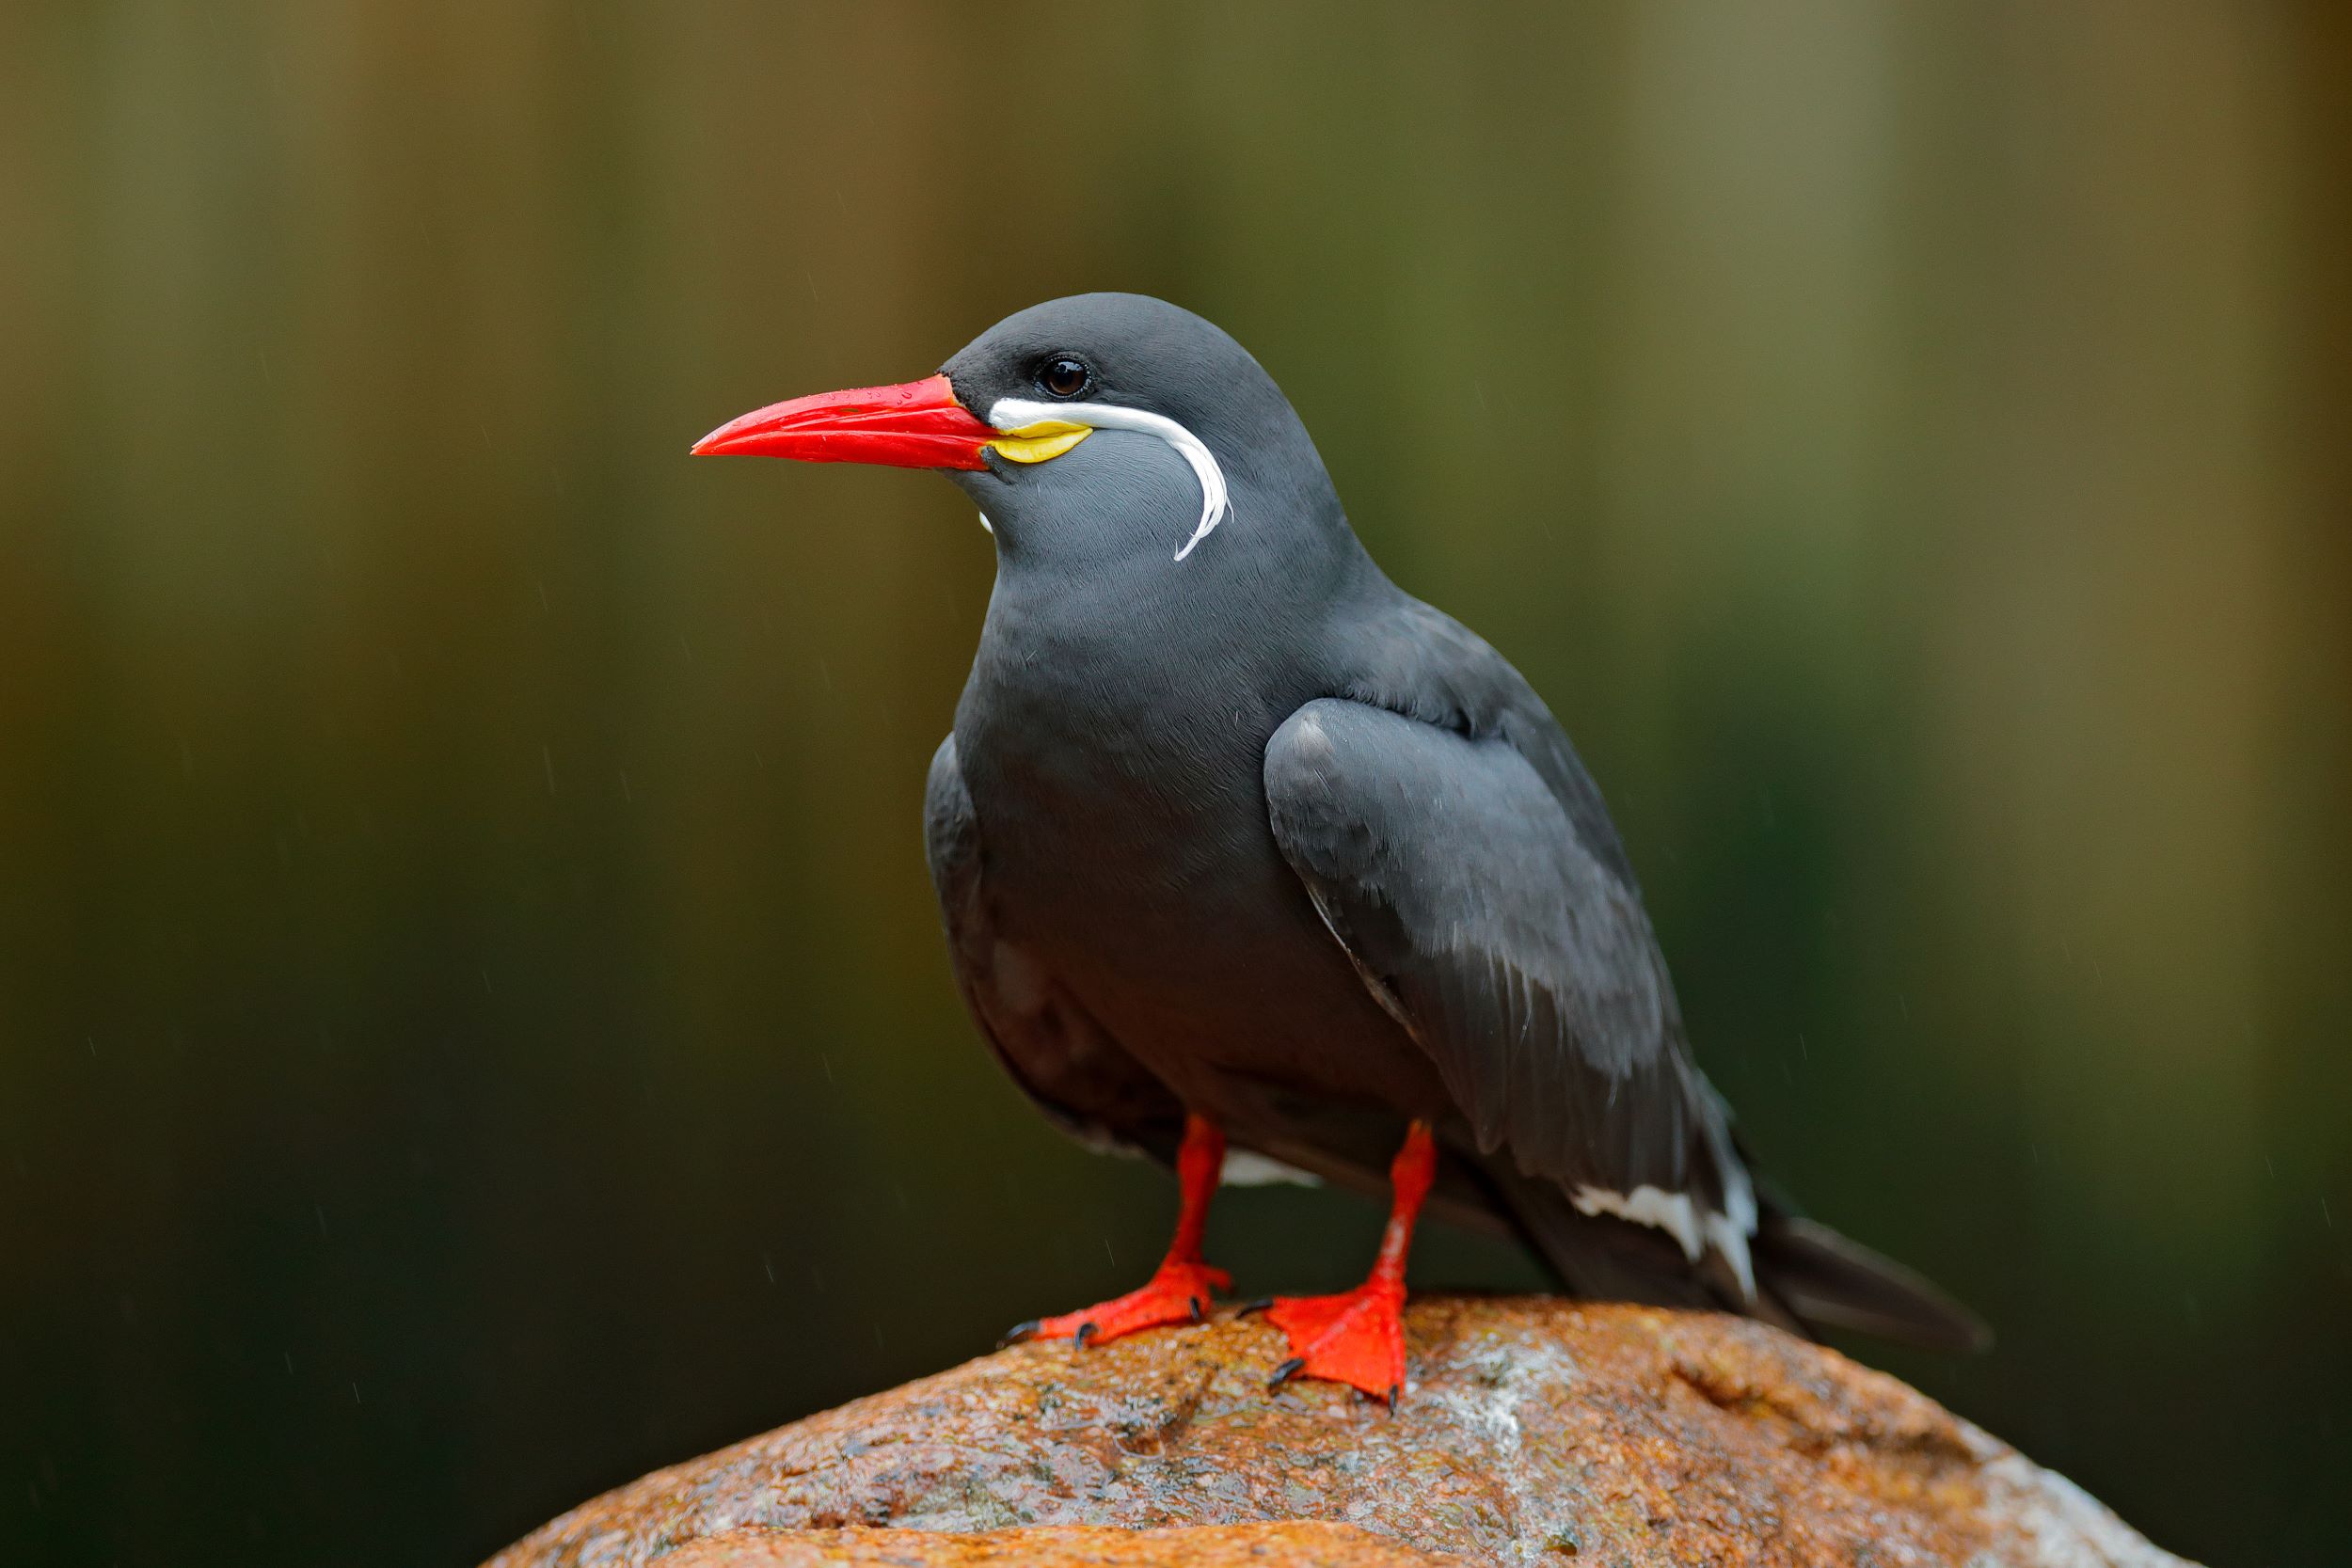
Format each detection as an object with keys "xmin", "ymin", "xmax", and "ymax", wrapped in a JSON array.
[{"xmin": 918, "ymin": 293, "xmax": 1981, "ymax": 1350}]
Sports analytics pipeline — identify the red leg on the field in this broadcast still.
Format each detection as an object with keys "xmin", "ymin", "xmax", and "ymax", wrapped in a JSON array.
[
  {"xmin": 1263, "ymin": 1121, "xmax": 1435, "ymax": 1403},
  {"xmin": 1006, "ymin": 1114, "xmax": 1232, "ymax": 1348}
]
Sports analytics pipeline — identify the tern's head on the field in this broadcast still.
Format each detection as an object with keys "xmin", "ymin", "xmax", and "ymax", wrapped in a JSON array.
[{"xmin": 692, "ymin": 293, "xmax": 1343, "ymax": 569}]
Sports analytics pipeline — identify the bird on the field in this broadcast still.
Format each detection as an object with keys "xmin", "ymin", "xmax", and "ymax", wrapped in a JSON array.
[{"xmin": 691, "ymin": 293, "xmax": 1985, "ymax": 1403}]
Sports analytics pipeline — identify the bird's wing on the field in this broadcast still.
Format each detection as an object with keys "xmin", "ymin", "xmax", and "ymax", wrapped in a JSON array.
[
  {"xmin": 1262, "ymin": 694, "xmax": 1757, "ymax": 1296},
  {"xmin": 925, "ymin": 734, "xmax": 1187, "ymax": 1161}
]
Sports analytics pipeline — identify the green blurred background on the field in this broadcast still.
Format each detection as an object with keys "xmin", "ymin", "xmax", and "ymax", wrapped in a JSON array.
[{"xmin": 4, "ymin": 3, "xmax": 2346, "ymax": 1563}]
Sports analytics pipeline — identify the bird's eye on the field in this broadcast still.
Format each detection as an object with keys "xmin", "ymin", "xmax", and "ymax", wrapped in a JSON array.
[{"xmin": 1037, "ymin": 356, "xmax": 1091, "ymax": 399}]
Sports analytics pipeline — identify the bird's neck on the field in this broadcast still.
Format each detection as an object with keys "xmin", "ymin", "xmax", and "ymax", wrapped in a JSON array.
[{"xmin": 989, "ymin": 506, "xmax": 1372, "ymax": 673}]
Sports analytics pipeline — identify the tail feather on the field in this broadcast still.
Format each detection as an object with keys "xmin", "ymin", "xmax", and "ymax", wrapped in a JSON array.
[
  {"xmin": 1477, "ymin": 1150, "xmax": 1989, "ymax": 1354},
  {"xmin": 1480, "ymin": 1154, "xmax": 1815, "ymax": 1333},
  {"xmin": 1754, "ymin": 1210, "xmax": 1991, "ymax": 1354}
]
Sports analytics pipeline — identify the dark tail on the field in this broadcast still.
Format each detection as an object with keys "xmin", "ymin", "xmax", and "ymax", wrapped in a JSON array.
[
  {"xmin": 1753, "ymin": 1205, "xmax": 1991, "ymax": 1354},
  {"xmin": 1480, "ymin": 1155, "xmax": 1990, "ymax": 1354}
]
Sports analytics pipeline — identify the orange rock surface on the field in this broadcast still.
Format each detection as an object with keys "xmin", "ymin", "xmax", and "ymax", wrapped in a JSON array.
[
  {"xmin": 488, "ymin": 1296, "xmax": 2190, "ymax": 1568},
  {"xmin": 657, "ymin": 1522, "xmax": 1452, "ymax": 1566}
]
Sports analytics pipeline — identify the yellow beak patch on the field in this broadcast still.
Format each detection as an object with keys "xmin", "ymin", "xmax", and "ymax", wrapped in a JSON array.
[{"xmin": 986, "ymin": 420, "xmax": 1091, "ymax": 465}]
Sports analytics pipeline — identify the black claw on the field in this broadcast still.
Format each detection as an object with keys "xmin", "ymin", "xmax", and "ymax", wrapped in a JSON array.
[
  {"xmin": 1268, "ymin": 1355, "xmax": 1306, "ymax": 1389},
  {"xmin": 1074, "ymin": 1320, "xmax": 1099, "ymax": 1349},
  {"xmin": 1187, "ymin": 1296, "xmax": 1205, "ymax": 1323},
  {"xmin": 1000, "ymin": 1320, "xmax": 1042, "ymax": 1348},
  {"xmin": 1236, "ymin": 1296, "xmax": 1275, "ymax": 1317},
  {"xmin": 1386, "ymin": 1384, "xmax": 1401, "ymax": 1409}
]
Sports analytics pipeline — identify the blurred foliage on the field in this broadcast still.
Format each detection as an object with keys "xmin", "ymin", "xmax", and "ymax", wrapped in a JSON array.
[{"xmin": 2, "ymin": 3, "xmax": 2346, "ymax": 1565}]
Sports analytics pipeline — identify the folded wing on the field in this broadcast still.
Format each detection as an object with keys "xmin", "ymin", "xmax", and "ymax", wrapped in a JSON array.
[{"xmin": 1263, "ymin": 697, "xmax": 1759, "ymax": 1298}]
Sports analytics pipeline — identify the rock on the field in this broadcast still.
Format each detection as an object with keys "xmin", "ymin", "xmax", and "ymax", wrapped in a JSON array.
[
  {"xmin": 487, "ymin": 1296, "xmax": 2192, "ymax": 1568},
  {"xmin": 652, "ymin": 1522, "xmax": 1454, "ymax": 1566}
]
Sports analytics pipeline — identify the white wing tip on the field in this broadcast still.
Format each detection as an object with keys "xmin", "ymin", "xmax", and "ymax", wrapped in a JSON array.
[{"xmin": 1573, "ymin": 1180, "xmax": 1758, "ymax": 1302}]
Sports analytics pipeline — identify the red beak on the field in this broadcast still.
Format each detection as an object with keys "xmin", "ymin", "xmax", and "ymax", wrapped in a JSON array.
[{"xmin": 690, "ymin": 373, "xmax": 995, "ymax": 469}]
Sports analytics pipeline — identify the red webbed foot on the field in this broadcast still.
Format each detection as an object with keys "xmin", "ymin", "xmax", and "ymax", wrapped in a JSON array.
[
  {"xmin": 1004, "ymin": 1257, "xmax": 1232, "ymax": 1348},
  {"xmin": 1260, "ymin": 1120, "xmax": 1434, "ymax": 1403},
  {"xmin": 1004, "ymin": 1115, "xmax": 1234, "ymax": 1349},
  {"xmin": 1263, "ymin": 1277, "xmax": 1407, "ymax": 1402}
]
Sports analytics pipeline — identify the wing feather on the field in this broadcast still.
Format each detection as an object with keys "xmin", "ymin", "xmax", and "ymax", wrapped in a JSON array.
[{"xmin": 1263, "ymin": 697, "xmax": 1756, "ymax": 1293}]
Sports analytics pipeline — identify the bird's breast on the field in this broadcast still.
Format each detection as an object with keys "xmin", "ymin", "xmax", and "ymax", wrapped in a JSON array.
[
  {"xmin": 955, "ymin": 593, "xmax": 1316, "ymax": 977},
  {"xmin": 944, "ymin": 584, "xmax": 1453, "ymax": 1120},
  {"xmin": 955, "ymin": 639, "xmax": 1280, "ymax": 913}
]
